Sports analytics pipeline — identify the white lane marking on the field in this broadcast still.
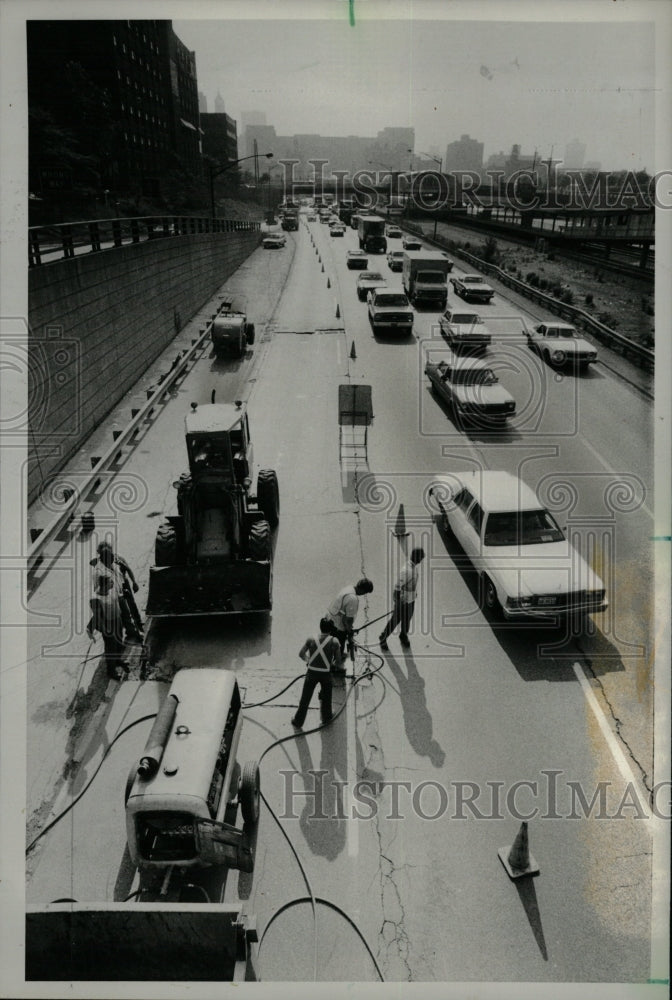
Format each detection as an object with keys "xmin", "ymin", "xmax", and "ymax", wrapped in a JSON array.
[
  {"xmin": 571, "ymin": 660, "xmax": 650, "ymax": 802},
  {"xmin": 579, "ymin": 435, "xmax": 653, "ymax": 520},
  {"xmin": 347, "ymin": 673, "xmax": 359, "ymax": 858}
]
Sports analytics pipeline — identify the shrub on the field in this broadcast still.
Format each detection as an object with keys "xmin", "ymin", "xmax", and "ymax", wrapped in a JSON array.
[
  {"xmin": 482, "ymin": 235, "xmax": 499, "ymax": 263},
  {"xmin": 585, "ymin": 293, "xmax": 594, "ymax": 306},
  {"xmin": 560, "ymin": 289, "xmax": 575, "ymax": 305},
  {"xmin": 597, "ymin": 311, "xmax": 618, "ymax": 328}
]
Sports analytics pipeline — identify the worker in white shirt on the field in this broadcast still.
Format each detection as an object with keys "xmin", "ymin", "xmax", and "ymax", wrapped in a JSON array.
[
  {"xmin": 379, "ymin": 548, "xmax": 425, "ymax": 651},
  {"xmin": 323, "ymin": 577, "xmax": 374, "ymax": 666}
]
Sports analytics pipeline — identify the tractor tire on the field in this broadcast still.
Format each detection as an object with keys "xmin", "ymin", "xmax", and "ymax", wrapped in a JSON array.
[
  {"xmin": 175, "ymin": 472, "xmax": 191, "ymax": 516},
  {"xmin": 239, "ymin": 761, "xmax": 261, "ymax": 826},
  {"xmin": 257, "ymin": 469, "xmax": 280, "ymax": 528},
  {"xmin": 246, "ymin": 322, "xmax": 256, "ymax": 346},
  {"xmin": 248, "ymin": 520, "xmax": 271, "ymax": 561},
  {"xmin": 155, "ymin": 521, "xmax": 177, "ymax": 566}
]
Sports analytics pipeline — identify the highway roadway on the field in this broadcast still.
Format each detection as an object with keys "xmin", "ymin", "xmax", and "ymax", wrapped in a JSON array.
[{"xmin": 24, "ymin": 211, "xmax": 665, "ymax": 985}]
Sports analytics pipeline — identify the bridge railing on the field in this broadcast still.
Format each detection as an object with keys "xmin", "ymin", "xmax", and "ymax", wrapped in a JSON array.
[
  {"xmin": 28, "ymin": 215, "xmax": 262, "ymax": 267},
  {"xmin": 404, "ymin": 221, "xmax": 655, "ymax": 373}
]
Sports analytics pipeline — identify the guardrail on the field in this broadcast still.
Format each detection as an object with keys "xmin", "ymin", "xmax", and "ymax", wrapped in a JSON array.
[
  {"xmin": 27, "ymin": 295, "xmax": 236, "ymax": 575},
  {"xmin": 28, "ymin": 215, "xmax": 262, "ymax": 267},
  {"xmin": 404, "ymin": 221, "xmax": 654, "ymax": 373}
]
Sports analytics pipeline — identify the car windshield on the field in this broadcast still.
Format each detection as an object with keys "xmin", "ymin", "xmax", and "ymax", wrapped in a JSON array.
[
  {"xmin": 363, "ymin": 273, "xmax": 383, "ymax": 281},
  {"xmin": 450, "ymin": 314, "xmax": 481, "ymax": 325},
  {"xmin": 550, "ymin": 328, "xmax": 577, "ymax": 338},
  {"xmin": 483, "ymin": 510, "xmax": 565, "ymax": 546},
  {"xmin": 452, "ymin": 368, "xmax": 497, "ymax": 386},
  {"xmin": 465, "ymin": 276, "xmax": 484, "ymax": 284},
  {"xmin": 376, "ymin": 294, "xmax": 409, "ymax": 307}
]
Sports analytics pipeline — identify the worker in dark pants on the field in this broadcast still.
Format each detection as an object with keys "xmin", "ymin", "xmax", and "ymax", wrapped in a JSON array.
[
  {"xmin": 292, "ymin": 619, "xmax": 342, "ymax": 729},
  {"xmin": 323, "ymin": 578, "xmax": 374, "ymax": 670},
  {"xmin": 87, "ymin": 576, "xmax": 129, "ymax": 680},
  {"xmin": 379, "ymin": 547, "xmax": 425, "ymax": 650},
  {"xmin": 91, "ymin": 541, "xmax": 143, "ymax": 641}
]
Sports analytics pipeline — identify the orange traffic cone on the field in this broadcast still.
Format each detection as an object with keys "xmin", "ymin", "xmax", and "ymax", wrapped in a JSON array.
[
  {"xmin": 393, "ymin": 504, "xmax": 409, "ymax": 538},
  {"xmin": 350, "ymin": 341, "xmax": 357, "ymax": 359},
  {"xmin": 498, "ymin": 821, "xmax": 539, "ymax": 879},
  {"xmin": 336, "ymin": 304, "xmax": 341, "ymax": 318}
]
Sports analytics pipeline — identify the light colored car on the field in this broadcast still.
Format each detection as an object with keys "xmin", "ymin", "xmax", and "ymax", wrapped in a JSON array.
[
  {"xmin": 402, "ymin": 236, "xmax": 423, "ymax": 251},
  {"xmin": 307, "ymin": 213, "xmax": 317, "ymax": 221},
  {"xmin": 425, "ymin": 353, "xmax": 515, "ymax": 427},
  {"xmin": 367, "ymin": 289, "xmax": 414, "ymax": 334},
  {"xmin": 330, "ymin": 223, "xmax": 346, "ymax": 237},
  {"xmin": 387, "ymin": 250, "xmax": 405, "ymax": 272},
  {"xmin": 439, "ymin": 308, "xmax": 492, "ymax": 352},
  {"xmin": 262, "ymin": 233, "xmax": 286, "ymax": 249},
  {"xmin": 526, "ymin": 322, "xmax": 598, "ymax": 370},
  {"xmin": 356, "ymin": 271, "xmax": 387, "ymax": 301},
  {"xmin": 428, "ymin": 470, "xmax": 608, "ymax": 620},
  {"xmin": 386, "ymin": 225, "xmax": 402, "ymax": 238},
  {"xmin": 346, "ymin": 249, "xmax": 369, "ymax": 269},
  {"xmin": 450, "ymin": 274, "xmax": 495, "ymax": 303}
]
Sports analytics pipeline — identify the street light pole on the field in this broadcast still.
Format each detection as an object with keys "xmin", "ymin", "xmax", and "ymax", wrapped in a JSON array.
[
  {"xmin": 208, "ymin": 152, "xmax": 273, "ymax": 220},
  {"xmin": 418, "ymin": 152, "xmax": 443, "ymax": 239}
]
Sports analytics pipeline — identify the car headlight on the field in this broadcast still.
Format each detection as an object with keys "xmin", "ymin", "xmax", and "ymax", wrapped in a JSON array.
[
  {"xmin": 506, "ymin": 596, "xmax": 534, "ymax": 609},
  {"xmin": 506, "ymin": 401, "xmax": 516, "ymax": 410}
]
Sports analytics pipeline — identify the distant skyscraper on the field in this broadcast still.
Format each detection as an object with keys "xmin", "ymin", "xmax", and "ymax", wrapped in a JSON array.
[
  {"xmin": 564, "ymin": 138, "xmax": 586, "ymax": 169},
  {"xmin": 444, "ymin": 134, "xmax": 484, "ymax": 173},
  {"xmin": 214, "ymin": 90, "xmax": 225, "ymax": 113},
  {"xmin": 198, "ymin": 91, "xmax": 208, "ymax": 114}
]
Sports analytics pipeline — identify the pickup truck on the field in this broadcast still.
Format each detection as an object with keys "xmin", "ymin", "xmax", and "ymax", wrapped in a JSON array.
[
  {"xmin": 367, "ymin": 289, "xmax": 414, "ymax": 335},
  {"xmin": 450, "ymin": 273, "xmax": 495, "ymax": 303}
]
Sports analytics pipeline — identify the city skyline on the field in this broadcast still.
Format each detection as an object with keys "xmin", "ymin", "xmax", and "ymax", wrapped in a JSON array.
[{"xmin": 174, "ymin": 13, "xmax": 655, "ymax": 173}]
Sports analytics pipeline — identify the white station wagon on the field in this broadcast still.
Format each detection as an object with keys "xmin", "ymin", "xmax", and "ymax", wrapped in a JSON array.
[{"xmin": 429, "ymin": 470, "xmax": 608, "ymax": 620}]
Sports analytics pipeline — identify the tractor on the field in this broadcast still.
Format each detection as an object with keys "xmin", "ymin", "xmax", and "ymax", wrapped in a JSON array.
[
  {"xmin": 145, "ymin": 401, "xmax": 279, "ymax": 618},
  {"xmin": 210, "ymin": 296, "xmax": 255, "ymax": 359}
]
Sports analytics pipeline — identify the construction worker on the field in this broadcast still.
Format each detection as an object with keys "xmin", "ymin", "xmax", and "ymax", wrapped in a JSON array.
[
  {"xmin": 87, "ymin": 575, "xmax": 129, "ymax": 680},
  {"xmin": 379, "ymin": 547, "xmax": 425, "ymax": 651},
  {"xmin": 323, "ymin": 578, "xmax": 374, "ymax": 666},
  {"xmin": 91, "ymin": 541, "xmax": 143, "ymax": 642},
  {"xmin": 291, "ymin": 619, "xmax": 342, "ymax": 729}
]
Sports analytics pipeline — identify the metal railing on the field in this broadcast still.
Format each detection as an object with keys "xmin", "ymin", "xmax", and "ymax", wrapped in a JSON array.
[
  {"xmin": 28, "ymin": 215, "xmax": 262, "ymax": 267},
  {"xmin": 404, "ymin": 222, "xmax": 654, "ymax": 373}
]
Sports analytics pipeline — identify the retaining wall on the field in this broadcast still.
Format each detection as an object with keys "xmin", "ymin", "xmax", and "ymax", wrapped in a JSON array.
[{"xmin": 27, "ymin": 231, "xmax": 260, "ymax": 504}]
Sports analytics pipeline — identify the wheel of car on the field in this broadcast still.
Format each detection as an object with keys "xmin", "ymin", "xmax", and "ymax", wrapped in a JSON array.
[
  {"xmin": 480, "ymin": 574, "xmax": 502, "ymax": 617},
  {"xmin": 155, "ymin": 521, "xmax": 177, "ymax": 566},
  {"xmin": 257, "ymin": 469, "xmax": 280, "ymax": 527},
  {"xmin": 246, "ymin": 322, "xmax": 255, "ymax": 346},
  {"xmin": 550, "ymin": 350, "xmax": 566, "ymax": 368},
  {"xmin": 248, "ymin": 519, "xmax": 271, "ymax": 561},
  {"xmin": 239, "ymin": 760, "xmax": 261, "ymax": 826}
]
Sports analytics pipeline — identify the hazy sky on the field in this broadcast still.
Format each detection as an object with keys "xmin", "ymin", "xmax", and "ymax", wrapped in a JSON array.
[{"xmin": 174, "ymin": 14, "xmax": 655, "ymax": 171}]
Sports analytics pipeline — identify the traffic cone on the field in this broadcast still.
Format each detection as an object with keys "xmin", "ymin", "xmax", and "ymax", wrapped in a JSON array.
[
  {"xmin": 393, "ymin": 504, "xmax": 409, "ymax": 537},
  {"xmin": 350, "ymin": 341, "xmax": 357, "ymax": 359},
  {"xmin": 327, "ymin": 277, "xmax": 331, "ymax": 288},
  {"xmin": 335, "ymin": 304, "xmax": 341, "ymax": 318},
  {"xmin": 321, "ymin": 264, "xmax": 325, "ymax": 273},
  {"xmin": 498, "ymin": 822, "xmax": 539, "ymax": 879}
]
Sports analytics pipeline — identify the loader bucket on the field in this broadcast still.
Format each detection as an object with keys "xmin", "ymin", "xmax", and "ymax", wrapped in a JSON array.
[{"xmin": 146, "ymin": 561, "xmax": 272, "ymax": 617}]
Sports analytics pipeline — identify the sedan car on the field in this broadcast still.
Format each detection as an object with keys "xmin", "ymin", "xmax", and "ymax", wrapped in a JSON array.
[
  {"xmin": 330, "ymin": 223, "xmax": 346, "ymax": 237},
  {"xmin": 356, "ymin": 271, "xmax": 387, "ymax": 301},
  {"xmin": 402, "ymin": 236, "xmax": 423, "ymax": 251},
  {"xmin": 386, "ymin": 224, "xmax": 402, "ymax": 239},
  {"xmin": 387, "ymin": 250, "xmax": 405, "ymax": 272},
  {"xmin": 425, "ymin": 353, "xmax": 515, "ymax": 427},
  {"xmin": 306, "ymin": 212, "xmax": 317, "ymax": 221},
  {"xmin": 526, "ymin": 322, "xmax": 598, "ymax": 370},
  {"xmin": 450, "ymin": 274, "xmax": 495, "ymax": 303},
  {"xmin": 262, "ymin": 233, "xmax": 286, "ymax": 249},
  {"xmin": 428, "ymin": 470, "xmax": 608, "ymax": 620},
  {"xmin": 346, "ymin": 249, "xmax": 369, "ymax": 269},
  {"xmin": 439, "ymin": 308, "xmax": 492, "ymax": 353}
]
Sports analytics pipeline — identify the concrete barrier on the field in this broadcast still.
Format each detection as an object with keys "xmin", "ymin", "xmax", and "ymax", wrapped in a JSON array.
[{"xmin": 27, "ymin": 230, "xmax": 260, "ymax": 505}]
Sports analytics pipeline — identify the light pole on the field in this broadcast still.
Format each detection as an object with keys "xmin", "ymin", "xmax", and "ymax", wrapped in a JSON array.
[
  {"xmin": 208, "ymin": 152, "xmax": 273, "ymax": 220},
  {"xmin": 266, "ymin": 163, "xmax": 281, "ymax": 223},
  {"xmin": 418, "ymin": 152, "xmax": 443, "ymax": 238}
]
